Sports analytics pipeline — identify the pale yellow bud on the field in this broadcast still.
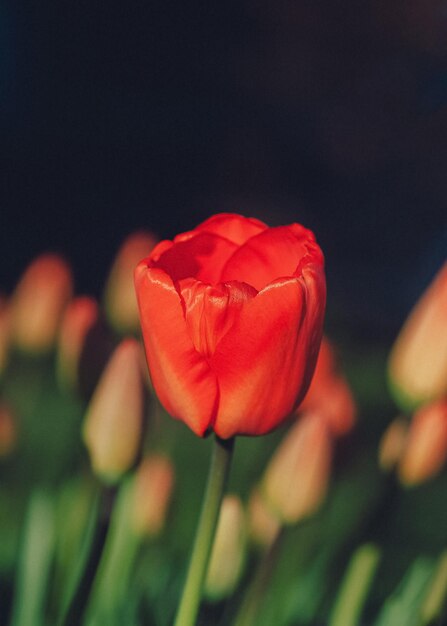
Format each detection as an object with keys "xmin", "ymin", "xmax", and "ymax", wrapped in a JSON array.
[
  {"xmin": 262, "ymin": 412, "xmax": 332, "ymax": 525},
  {"xmin": 378, "ymin": 418, "xmax": 408, "ymax": 473},
  {"xmin": 204, "ymin": 495, "xmax": 247, "ymax": 601},
  {"xmin": 398, "ymin": 400, "xmax": 447, "ymax": 487},
  {"xmin": 11, "ymin": 254, "xmax": 73, "ymax": 353},
  {"xmin": 389, "ymin": 263, "xmax": 447, "ymax": 412},
  {"xmin": 104, "ymin": 231, "xmax": 157, "ymax": 334},
  {"xmin": 0, "ymin": 404, "xmax": 16, "ymax": 457},
  {"xmin": 57, "ymin": 296, "xmax": 99, "ymax": 391},
  {"xmin": 131, "ymin": 454, "xmax": 175, "ymax": 537},
  {"xmin": 247, "ymin": 487, "xmax": 281, "ymax": 548},
  {"xmin": 83, "ymin": 339, "xmax": 145, "ymax": 483}
]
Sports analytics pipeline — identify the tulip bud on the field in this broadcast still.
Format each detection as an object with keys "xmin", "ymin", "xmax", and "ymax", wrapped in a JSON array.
[
  {"xmin": 11, "ymin": 254, "xmax": 73, "ymax": 353},
  {"xmin": 388, "ymin": 263, "xmax": 447, "ymax": 412},
  {"xmin": 299, "ymin": 337, "xmax": 356, "ymax": 437},
  {"xmin": 104, "ymin": 231, "xmax": 157, "ymax": 334},
  {"xmin": 57, "ymin": 296, "xmax": 99, "ymax": 392},
  {"xmin": 247, "ymin": 487, "xmax": 281, "ymax": 548},
  {"xmin": 398, "ymin": 401, "xmax": 447, "ymax": 487},
  {"xmin": 378, "ymin": 418, "xmax": 408, "ymax": 473},
  {"xmin": 204, "ymin": 495, "xmax": 247, "ymax": 601},
  {"xmin": 131, "ymin": 454, "xmax": 175, "ymax": 537},
  {"xmin": 83, "ymin": 339, "xmax": 145, "ymax": 483},
  {"xmin": 0, "ymin": 403, "xmax": 16, "ymax": 457},
  {"xmin": 0, "ymin": 297, "xmax": 11, "ymax": 377},
  {"xmin": 261, "ymin": 412, "xmax": 332, "ymax": 525}
]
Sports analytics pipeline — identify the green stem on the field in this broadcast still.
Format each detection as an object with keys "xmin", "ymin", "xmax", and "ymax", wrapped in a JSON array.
[
  {"xmin": 59, "ymin": 483, "xmax": 117, "ymax": 626},
  {"xmin": 234, "ymin": 526, "xmax": 285, "ymax": 626},
  {"xmin": 174, "ymin": 435, "xmax": 235, "ymax": 626}
]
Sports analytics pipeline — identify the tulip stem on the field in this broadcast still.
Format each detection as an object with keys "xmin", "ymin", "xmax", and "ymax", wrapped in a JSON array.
[
  {"xmin": 234, "ymin": 525, "xmax": 285, "ymax": 626},
  {"xmin": 59, "ymin": 483, "xmax": 117, "ymax": 626},
  {"xmin": 174, "ymin": 435, "xmax": 235, "ymax": 626}
]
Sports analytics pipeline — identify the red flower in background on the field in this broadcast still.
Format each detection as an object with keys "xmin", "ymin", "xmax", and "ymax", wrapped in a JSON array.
[{"xmin": 135, "ymin": 213, "xmax": 326, "ymax": 439}]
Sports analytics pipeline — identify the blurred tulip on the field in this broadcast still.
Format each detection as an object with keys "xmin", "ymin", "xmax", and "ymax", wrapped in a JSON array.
[
  {"xmin": 104, "ymin": 231, "xmax": 157, "ymax": 334},
  {"xmin": 299, "ymin": 337, "xmax": 356, "ymax": 437},
  {"xmin": 398, "ymin": 400, "xmax": 447, "ymax": 487},
  {"xmin": 261, "ymin": 412, "xmax": 332, "ymax": 525},
  {"xmin": 204, "ymin": 495, "xmax": 247, "ymax": 601},
  {"xmin": 57, "ymin": 296, "xmax": 99, "ymax": 392},
  {"xmin": 83, "ymin": 339, "xmax": 145, "ymax": 483},
  {"xmin": 378, "ymin": 418, "xmax": 408, "ymax": 472},
  {"xmin": 11, "ymin": 254, "xmax": 73, "ymax": 353},
  {"xmin": 131, "ymin": 454, "xmax": 175, "ymax": 537},
  {"xmin": 389, "ymin": 263, "xmax": 447, "ymax": 412},
  {"xmin": 0, "ymin": 297, "xmax": 11, "ymax": 376},
  {"xmin": 247, "ymin": 487, "xmax": 281, "ymax": 548},
  {"xmin": 0, "ymin": 403, "xmax": 16, "ymax": 457}
]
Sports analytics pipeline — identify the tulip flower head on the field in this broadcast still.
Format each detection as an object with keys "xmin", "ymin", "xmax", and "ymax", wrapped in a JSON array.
[
  {"xmin": 204, "ymin": 495, "xmax": 247, "ymax": 601},
  {"xmin": 261, "ymin": 411, "xmax": 332, "ymax": 525},
  {"xmin": 299, "ymin": 337, "xmax": 356, "ymax": 437},
  {"xmin": 57, "ymin": 296, "xmax": 99, "ymax": 392},
  {"xmin": 11, "ymin": 254, "xmax": 73, "ymax": 353},
  {"xmin": 389, "ymin": 263, "xmax": 447, "ymax": 412},
  {"xmin": 248, "ymin": 487, "xmax": 281, "ymax": 548},
  {"xmin": 104, "ymin": 231, "xmax": 158, "ymax": 334},
  {"xmin": 83, "ymin": 339, "xmax": 145, "ymax": 483},
  {"xmin": 398, "ymin": 400, "xmax": 447, "ymax": 487},
  {"xmin": 135, "ymin": 213, "xmax": 326, "ymax": 438},
  {"xmin": 131, "ymin": 454, "xmax": 175, "ymax": 537},
  {"xmin": 0, "ymin": 297, "xmax": 10, "ymax": 377},
  {"xmin": 378, "ymin": 418, "xmax": 408, "ymax": 473}
]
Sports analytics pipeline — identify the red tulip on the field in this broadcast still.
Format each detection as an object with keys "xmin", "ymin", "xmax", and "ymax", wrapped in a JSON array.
[{"xmin": 135, "ymin": 213, "xmax": 326, "ymax": 438}]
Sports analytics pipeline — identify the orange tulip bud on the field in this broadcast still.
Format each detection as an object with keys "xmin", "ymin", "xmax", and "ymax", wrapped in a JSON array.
[
  {"xmin": 204, "ymin": 495, "xmax": 247, "ymax": 600},
  {"xmin": 247, "ymin": 487, "xmax": 281, "ymax": 548},
  {"xmin": 299, "ymin": 337, "xmax": 356, "ymax": 437},
  {"xmin": 11, "ymin": 254, "xmax": 73, "ymax": 353},
  {"xmin": 57, "ymin": 296, "xmax": 99, "ymax": 391},
  {"xmin": 0, "ymin": 297, "xmax": 11, "ymax": 376},
  {"xmin": 0, "ymin": 403, "xmax": 16, "ymax": 457},
  {"xmin": 131, "ymin": 454, "xmax": 175, "ymax": 537},
  {"xmin": 261, "ymin": 412, "xmax": 332, "ymax": 525},
  {"xmin": 389, "ymin": 263, "xmax": 447, "ymax": 412},
  {"xmin": 398, "ymin": 401, "xmax": 447, "ymax": 487},
  {"xmin": 378, "ymin": 418, "xmax": 408, "ymax": 473},
  {"xmin": 104, "ymin": 231, "xmax": 157, "ymax": 334},
  {"xmin": 83, "ymin": 339, "xmax": 145, "ymax": 483}
]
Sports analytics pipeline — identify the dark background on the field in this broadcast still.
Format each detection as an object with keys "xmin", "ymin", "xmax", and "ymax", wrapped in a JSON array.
[{"xmin": 1, "ymin": 0, "xmax": 446, "ymax": 340}]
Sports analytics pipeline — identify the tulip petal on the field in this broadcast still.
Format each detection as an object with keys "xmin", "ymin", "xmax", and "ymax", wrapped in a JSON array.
[
  {"xmin": 134, "ymin": 264, "xmax": 218, "ymax": 436},
  {"xmin": 178, "ymin": 278, "xmax": 258, "ymax": 359},
  {"xmin": 221, "ymin": 224, "xmax": 322, "ymax": 291},
  {"xmin": 212, "ymin": 266, "xmax": 326, "ymax": 438},
  {"xmin": 150, "ymin": 232, "xmax": 238, "ymax": 284},
  {"xmin": 194, "ymin": 213, "xmax": 267, "ymax": 245}
]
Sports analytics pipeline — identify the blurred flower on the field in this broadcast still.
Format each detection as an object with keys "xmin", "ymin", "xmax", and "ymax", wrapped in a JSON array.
[
  {"xmin": 261, "ymin": 411, "xmax": 332, "ymax": 525},
  {"xmin": 388, "ymin": 263, "xmax": 447, "ymax": 412},
  {"xmin": 135, "ymin": 213, "xmax": 326, "ymax": 438},
  {"xmin": 378, "ymin": 418, "xmax": 408, "ymax": 473},
  {"xmin": 11, "ymin": 254, "xmax": 73, "ymax": 353},
  {"xmin": 299, "ymin": 337, "xmax": 356, "ymax": 436},
  {"xmin": 57, "ymin": 296, "xmax": 99, "ymax": 392},
  {"xmin": 204, "ymin": 495, "xmax": 247, "ymax": 601},
  {"xmin": 248, "ymin": 487, "xmax": 281, "ymax": 548},
  {"xmin": 0, "ymin": 296, "xmax": 11, "ymax": 376},
  {"xmin": 104, "ymin": 231, "xmax": 157, "ymax": 335},
  {"xmin": 398, "ymin": 400, "xmax": 447, "ymax": 487},
  {"xmin": 83, "ymin": 339, "xmax": 145, "ymax": 483},
  {"xmin": 131, "ymin": 454, "xmax": 175, "ymax": 537},
  {"xmin": 0, "ymin": 403, "xmax": 16, "ymax": 457}
]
